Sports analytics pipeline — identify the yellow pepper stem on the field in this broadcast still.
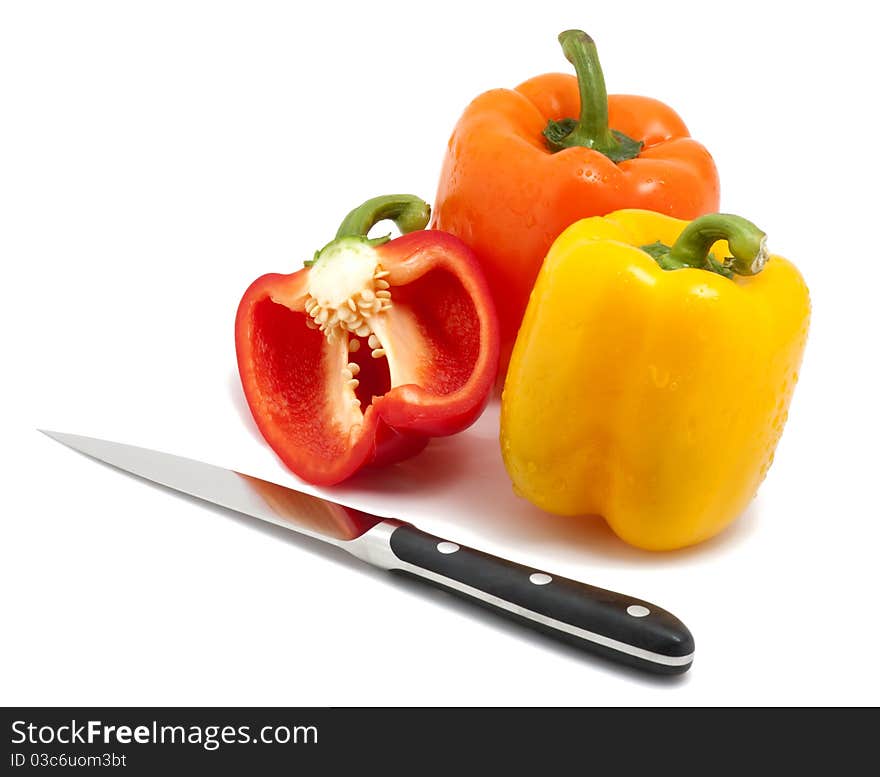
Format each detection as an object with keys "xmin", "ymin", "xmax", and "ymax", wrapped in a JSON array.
[{"xmin": 643, "ymin": 214, "xmax": 769, "ymax": 278}]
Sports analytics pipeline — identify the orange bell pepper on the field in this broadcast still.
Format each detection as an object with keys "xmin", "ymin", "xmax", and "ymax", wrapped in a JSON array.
[{"xmin": 433, "ymin": 30, "xmax": 721, "ymax": 368}]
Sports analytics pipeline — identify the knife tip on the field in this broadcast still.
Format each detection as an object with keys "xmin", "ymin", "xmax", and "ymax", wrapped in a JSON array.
[{"xmin": 38, "ymin": 429, "xmax": 71, "ymax": 445}]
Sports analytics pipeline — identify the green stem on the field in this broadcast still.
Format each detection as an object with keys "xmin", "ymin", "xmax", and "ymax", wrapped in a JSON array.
[
  {"xmin": 642, "ymin": 214, "xmax": 769, "ymax": 278},
  {"xmin": 558, "ymin": 31, "xmax": 614, "ymax": 150},
  {"xmin": 305, "ymin": 194, "xmax": 432, "ymax": 267},
  {"xmin": 543, "ymin": 30, "xmax": 642, "ymax": 162},
  {"xmin": 335, "ymin": 194, "xmax": 431, "ymax": 240}
]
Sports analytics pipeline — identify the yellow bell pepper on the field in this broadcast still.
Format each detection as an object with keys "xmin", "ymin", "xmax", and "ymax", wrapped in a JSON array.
[{"xmin": 500, "ymin": 209, "xmax": 810, "ymax": 551}]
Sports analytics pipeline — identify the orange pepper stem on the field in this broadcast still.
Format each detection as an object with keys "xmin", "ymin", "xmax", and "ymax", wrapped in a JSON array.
[
  {"xmin": 543, "ymin": 31, "xmax": 643, "ymax": 162},
  {"xmin": 642, "ymin": 214, "xmax": 769, "ymax": 278}
]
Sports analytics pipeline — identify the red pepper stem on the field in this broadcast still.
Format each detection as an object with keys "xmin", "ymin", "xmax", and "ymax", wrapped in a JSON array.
[
  {"xmin": 666, "ymin": 214, "xmax": 769, "ymax": 276},
  {"xmin": 335, "ymin": 195, "xmax": 431, "ymax": 241}
]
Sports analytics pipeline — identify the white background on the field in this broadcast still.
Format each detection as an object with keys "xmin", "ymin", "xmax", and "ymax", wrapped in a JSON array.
[{"xmin": 2, "ymin": 0, "xmax": 878, "ymax": 706}]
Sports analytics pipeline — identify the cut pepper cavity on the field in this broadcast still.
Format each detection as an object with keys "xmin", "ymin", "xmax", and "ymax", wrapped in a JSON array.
[{"xmin": 236, "ymin": 195, "xmax": 499, "ymax": 485}]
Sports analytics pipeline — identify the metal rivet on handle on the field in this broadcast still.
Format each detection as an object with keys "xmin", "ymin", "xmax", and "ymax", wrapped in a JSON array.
[
  {"xmin": 529, "ymin": 573, "xmax": 553, "ymax": 585},
  {"xmin": 627, "ymin": 605, "xmax": 650, "ymax": 617},
  {"xmin": 436, "ymin": 541, "xmax": 460, "ymax": 554}
]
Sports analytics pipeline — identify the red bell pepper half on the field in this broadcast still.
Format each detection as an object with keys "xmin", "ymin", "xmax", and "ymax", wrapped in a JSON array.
[{"xmin": 235, "ymin": 195, "xmax": 500, "ymax": 485}]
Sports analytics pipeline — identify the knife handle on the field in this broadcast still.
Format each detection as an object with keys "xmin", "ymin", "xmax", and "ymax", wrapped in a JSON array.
[{"xmin": 379, "ymin": 523, "xmax": 694, "ymax": 674}]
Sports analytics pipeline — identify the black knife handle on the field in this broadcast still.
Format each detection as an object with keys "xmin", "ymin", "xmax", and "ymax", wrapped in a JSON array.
[{"xmin": 387, "ymin": 524, "xmax": 694, "ymax": 674}]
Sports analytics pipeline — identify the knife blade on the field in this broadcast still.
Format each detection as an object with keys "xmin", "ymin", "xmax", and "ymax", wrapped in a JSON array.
[{"xmin": 42, "ymin": 430, "xmax": 694, "ymax": 674}]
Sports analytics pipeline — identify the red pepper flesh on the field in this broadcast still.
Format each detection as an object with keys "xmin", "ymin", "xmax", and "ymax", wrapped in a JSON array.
[{"xmin": 235, "ymin": 196, "xmax": 499, "ymax": 485}]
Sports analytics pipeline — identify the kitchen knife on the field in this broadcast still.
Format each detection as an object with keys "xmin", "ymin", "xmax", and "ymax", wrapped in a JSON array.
[{"xmin": 42, "ymin": 430, "xmax": 694, "ymax": 674}]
